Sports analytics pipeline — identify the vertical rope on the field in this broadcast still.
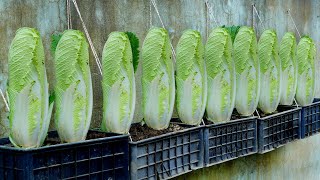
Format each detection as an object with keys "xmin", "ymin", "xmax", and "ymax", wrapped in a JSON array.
[
  {"xmin": 149, "ymin": 0, "xmax": 152, "ymax": 29},
  {"xmin": 150, "ymin": 0, "xmax": 176, "ymax": 60},
  {"xmin": 205, "ymin": 1, "xmax": 209, "ymax": 40},
  {"xmin": 0, "ymin": 89, "xmax": 9, "ymax": 111},
  {"xmin": 67, "ymin": 0, "xmax": 72, "ymax": 29},
  {"xmin": 252, "ymin": 4, "xmax": 254, "ymax": 28},
  {"xmin": 71, "ymin": 0, "xmax": 103, "ymax": 75}
]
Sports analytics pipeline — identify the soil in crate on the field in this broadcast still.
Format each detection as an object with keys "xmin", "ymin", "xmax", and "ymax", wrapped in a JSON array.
[
  {"xmin": 4, "ymin": 131, "xmax": 112, "ymax": 147},
  {"xmin": 129, "ymin": 123, "xmax": 188, "ymax": 141},
  {"xmin": 257, "ymin": 109, "xmax": 280, "ymax": 118}
]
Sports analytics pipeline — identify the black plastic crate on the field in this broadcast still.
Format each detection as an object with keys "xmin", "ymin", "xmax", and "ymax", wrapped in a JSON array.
[
  {"xmin": 204, "ymin": 117, "xmax": 257, "ymax": 167},
  {"xmin": 0, "ymin": 130, "xmax": 129, "ymax": 180},
  {"xmin": 258, "ymin": 106, "xmax": 301, "ymax": 153},
  {"xmin": 129, "ymin": 123, "xmax": 204, "ymax": 180},
  {"xmin": 301, "ymin": 98, "xmax": 320, "ymax": 138}
]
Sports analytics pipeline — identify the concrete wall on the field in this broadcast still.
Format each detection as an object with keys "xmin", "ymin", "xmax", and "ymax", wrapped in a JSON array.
[{"xmin": 0, "ymin": 0, "xmax": 320, "ymax": 179}]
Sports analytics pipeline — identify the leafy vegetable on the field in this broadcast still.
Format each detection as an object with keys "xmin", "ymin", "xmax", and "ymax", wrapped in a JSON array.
[
  {"xmin": 8, "ymin": 27, "xmax": 53, "ymax": 148},
  {"xmin": 101, "ymin": 32, "xmax": 136, "ymax": 134},
  {"xmin": 205, "ymin": 27, "xmax": 236, "ymax": 122},
  {"xmin": 141, "ymin": 27, "xmax": 175, "ymax": 130},
  {"xmin": 54, "ymin": 30, "xmax": 93, "ymax": 143},
  {"xmin": 257, "ymin": 30, "xmax": 281, "ymax": 114},
  {"xmin": 176, "ymin": 30, "xmax": 207, "ymax": 125},
  {"xmin": 295, "ymin": 36, "xmax": 316, "ymax": 106},
  {"xmin": 279, "ymin": 32, "xmax": 297, "ymax": 105},
  {"xmin": 233, "ymin": 26, "xmax": 260, "ymax": 116},
  {"xmin": 125, "ymin": 32, "xmax": 140, "ymax": 72}
]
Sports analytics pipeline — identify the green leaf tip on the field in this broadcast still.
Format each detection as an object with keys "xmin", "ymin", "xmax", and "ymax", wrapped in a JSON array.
[
  {"xmin": 221, "ymin": 25, "xmax": 241, "ymax": 43},
  {"xmin": 125, "ymin": 31, "xmax": 140, "ymax": 73},
  {"xmin": 49, "ymin": 91, "xmax": 55, "ymax": 104},
  {"xmin": 50, "ymin": 32, "xmax": 63, "ymax": 56}
]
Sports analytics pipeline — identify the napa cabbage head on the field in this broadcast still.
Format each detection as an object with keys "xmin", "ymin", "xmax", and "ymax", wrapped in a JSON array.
[
  {"xmin": 279, "ymin": 32, "xmax": 297, "ymax": 105},
  {"xmin": 101, "ymin": 32, "xmax": 136, "ymax": 134},
  {"xmin": 8, "ymin": 27, "xmax": 53, "ymax": 148},
  {"xmin": 233, "ymin": 26, "xmax": 260, "ymax": 116},
  {"xmin": 141, "ymin": 27, "xmax": 175, "ymax": 130},
  {"xmin": 258, "ymin": 30, "xmax": 281, "ymax": 114},
  {"xmin": 176, "ymin": 30, "xmax": 207, "ymax": 125},
  {"xmin": 205, "ymin": 27, "xmax": 236, "ymax": 122},
  {"xmin": 296, "ymin": 36, "xmax": 316, "ymax": 106},
  {"xmin": 54, "ymin": 30, "xmax": 93, "ymax": 143}
]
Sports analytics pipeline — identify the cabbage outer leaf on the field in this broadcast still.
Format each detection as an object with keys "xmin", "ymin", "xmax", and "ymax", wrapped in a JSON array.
[
  {"xmin": 54, "ymin": 30, "xmax": 93, "ymax": 143},
  {"xmin": 141, "ymin": 28, "xmax": 175, "ymax": 130},
  {"xmin": 176, "ymin": 30, "xmax": 207, "ymax": 125},
  {"xmin": 296, "ymin": 36, "xmax": 316, "ymax": 106},
  {"xmin": 279, "ymin": 32, "xmax": 297, "ymax": 105},
  {"xmin": 205, "ymin": 27, "xmax": 236, "ymax": 122},
  {"xmin": 101, "ymin": 32, "xmax": 135, "ymax": 134},
  {"xmin": 233, "ymin": 26, "xmax": 260, "ymax": 116},
  {"xmin": 8, "ymin": 27, "xmax": 53, "ymax": 148},
  {"xmin": 258, "ymin": 30, "xmax": 281, "ymax": 114}
]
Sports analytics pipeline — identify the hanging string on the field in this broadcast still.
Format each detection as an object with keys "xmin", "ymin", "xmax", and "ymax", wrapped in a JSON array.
[
  {"xmin": 252, "ymin": 4, "xmax": 266, "ymax": 31},
  {"xmin": 71, "ymin": 0, "xmax": 103, "ymax": 75},
  {"xmin": 150, "ymin": 0, "xmax": 176, "ymax": 60},
  {"xmin": 205, "ymin": 1, "xmax": 219, "ymax": 27},
  {"xmin": 149, "ymin": 0, "xmax": 152, "ymax": 29},
  {"xmin": 287, "ymin": 9, "xmax": 301, "ymax": 38},
  {"xmin": 128, "ymin": 132, "xmax": 133, "ymax": 142},
  {"xmin": 205, "ymin": 1, "xmax": 209, "ymax": 40},
  {"xmin": 67, "ymin": 0, "xmax": 72, "ymax": 29},
  {"xmin": 201, "ymin": 119, "xmax": 205, "ymax": 126},
  {"xmin": 0, "ymin": 89, "xmax": 9, "ymax": 111},
  {"xmin": 255, "ymin": 109, "xmax": 261, "ymax": 118}
]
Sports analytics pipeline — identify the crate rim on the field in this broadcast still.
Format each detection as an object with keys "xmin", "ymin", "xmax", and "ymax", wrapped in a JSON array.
[
  {"xmin": 0, "ymin": 130, "xmax": 128, "ymax": 152},
  {"xmin": 258, "ymin": 107, "xmax": 301, "ymax": 120},
  {"xmin": 129, "ymin": 124, "xmax": 203, "ymax": 145},
  {"xmin": 204, "ymin": 116, "xmax": 257, "ymax": 128},
  {"xmin": 300, "ymin": 98, "xmax": 320, "ymax": 108}
]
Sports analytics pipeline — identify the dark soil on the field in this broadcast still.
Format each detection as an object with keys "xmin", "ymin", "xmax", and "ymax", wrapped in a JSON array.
[
  {"xmin": 44, "ymin": 132, "xmax": 110, "ymax": 146},
  {"xmin": 129, "ymin": 123, "xmax": 188, "ymax": 141}
]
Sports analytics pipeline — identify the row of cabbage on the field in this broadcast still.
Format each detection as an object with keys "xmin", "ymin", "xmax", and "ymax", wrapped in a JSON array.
[
  {"xmin": 145, "ymin": 26, "xmax": 316, "ymax": 128},
  {"xmin": 6, "ymin": 26, "xmax": 315, "ymax": 148}
]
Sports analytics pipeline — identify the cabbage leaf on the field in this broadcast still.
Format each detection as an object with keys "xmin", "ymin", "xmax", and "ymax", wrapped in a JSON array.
[
  {"xmin": 258, "ymin": 30, "xmax": 281, "ymax": 114},
  {"xmin": 54, "ymin": 30, "xmax": 93, "ymax": 143},
  {"xmin": 296, "ymin": 36, "xmax": 316, "ymax": 106},
  {"xmin": 279, "ymin": 32, "xmax": 297, "ymax": 105},
  {"xmin": 101, "ymin": 32, "xmax": 136, "ymax": 134},
  {"xmin": 233, "ymin": 26, "xmax": 260, "ymax": 116},
  {"xmin": 8, "ymin": 27, "xmax": 53, "ymax": 148},
  {"xmin": 205, "ymin": 27, "xmax": 235, "ymax": 122},
  {"xmin": 141, "ymin": 28, "xmax": 175, "ymax": 130},
  {"xmin": 176, "ymin": 29, "xmax": 207, "ymax": 125}
]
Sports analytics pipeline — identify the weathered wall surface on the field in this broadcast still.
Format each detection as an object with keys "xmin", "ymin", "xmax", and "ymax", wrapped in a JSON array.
[{"xmin": 0, "ymin": 0, "xmax": 320, "ymax": 179}]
